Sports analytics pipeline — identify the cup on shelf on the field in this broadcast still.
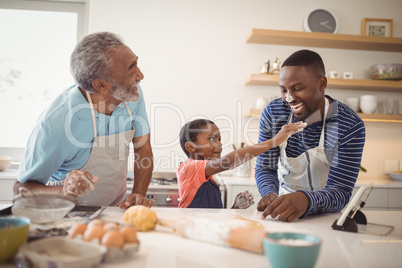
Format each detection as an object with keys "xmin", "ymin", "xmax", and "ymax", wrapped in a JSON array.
[
  {"xmin": 343, "ymin": 72, "xmax": 353, "ymax": 79},
  {"xmin": 345, "ymin": 97, "xmax": 360, "ymax": 112},
  {"xmin": 328, "ymin": 71, "xmax": 339, "ymax": 79},
  {"xmin": 360, "ymin": 95, "xmax": 377, "ymax": 114},
  {"xmin": 385, "ymin": 99, "xmax": 397, "ymax": 115}
]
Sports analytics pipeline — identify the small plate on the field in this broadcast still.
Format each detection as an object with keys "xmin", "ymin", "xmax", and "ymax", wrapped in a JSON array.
[{"xmin": 389, "ymin": 172, "xmax": 402, "ymax": 181}]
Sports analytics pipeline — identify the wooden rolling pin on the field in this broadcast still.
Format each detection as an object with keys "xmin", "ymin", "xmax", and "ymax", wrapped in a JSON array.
[{"xmin": 157, "ymin": 214, "xmax": 266, "ymax": 254}]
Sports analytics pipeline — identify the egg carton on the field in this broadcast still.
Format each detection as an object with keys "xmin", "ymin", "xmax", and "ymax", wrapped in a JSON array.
[{"xmin": 71, "ymin": 234, "xmax": 140, "ymax": 263}]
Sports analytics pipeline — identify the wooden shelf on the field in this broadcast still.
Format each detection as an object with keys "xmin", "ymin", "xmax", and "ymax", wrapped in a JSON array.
[
  {"xmin": 244, "ymin": 108, "xmax": 402, "ymax": 123},
  {"xmin": 245, "ymin": 74, "xmax": 402, "ymax": 92},
  {"xmin": 246, "ymin": 29, "xmax": 402, "ymax": 52}
]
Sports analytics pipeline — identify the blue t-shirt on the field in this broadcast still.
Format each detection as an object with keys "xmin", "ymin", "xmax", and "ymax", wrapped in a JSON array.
[{"xmin": 18, "ymin": 85, "xmax": 150, "ymax": 184}]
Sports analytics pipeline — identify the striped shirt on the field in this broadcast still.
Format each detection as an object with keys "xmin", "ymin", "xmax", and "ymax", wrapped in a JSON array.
[{"xmin": 255, "ymin": 95, "xmax": 366, "ymax": 216}]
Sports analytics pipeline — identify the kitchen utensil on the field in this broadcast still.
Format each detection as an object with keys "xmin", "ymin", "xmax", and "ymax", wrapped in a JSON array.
[
  {"xmin": 18, "ymin": 237, "xmax": 106, "ymax": 268},
  {"xmin": 389, "ymin": 171, "xmax": 402, "ymax": 181},
  {"xmin": 0, "ymin": 156, "xmax": 11, "ymax": 171},
  {"xmin": 263, "ymin": 232, "xmax": 321, "ymax": 268},
  {"xmin": 158, "ymin": 214, "xmax": 266, "ymax": 254},
  {"xmin": 369, "ymin": 63, "xmax": 402, "ymax": 80},
  {"xmin": 0, "ymin": 216, "xmax": 30, "ymax": 263},
  {"xmin": 12, "ymin": 188, "xmax": 76, "ymax": 224},
  {"xmin": 360, "ymin": 95, "xmax": 377, "ymax": 114}
]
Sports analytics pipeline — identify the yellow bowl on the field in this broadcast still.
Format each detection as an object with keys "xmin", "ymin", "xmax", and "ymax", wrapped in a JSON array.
[{"xmin": 0, "ymin": 217, "xmax": 30, "ymax": 262}]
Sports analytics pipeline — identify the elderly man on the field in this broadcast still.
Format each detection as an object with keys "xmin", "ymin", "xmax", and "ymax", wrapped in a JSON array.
[
  {"xmin": 14, "ymin": 32, "xmax": 153, "ymax": 208},
  {"xmin": 256, "ymin": 50, "xmax": 366, "ymax": 222}
]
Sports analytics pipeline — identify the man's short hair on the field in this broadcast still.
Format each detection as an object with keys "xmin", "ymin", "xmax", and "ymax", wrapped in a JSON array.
[
  {"xmin": 70, "ymin": 32, "xmax": 124, "ymax": 92},
  {"xmin": 179, "ymin": 119, "xmax": 215, "ymax": 157},
  {"xmin": 281, "ymin": 49, "xmax": 326, "ymax": 77}
]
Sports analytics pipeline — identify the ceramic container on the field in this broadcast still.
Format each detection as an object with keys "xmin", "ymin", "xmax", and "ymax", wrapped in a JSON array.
[
  {"xmin": 0, "ymin": 156, "xmax": 11, "ymax": 171},
  {"xmin": 263, "ymin": 232, "xmax": 322, "ymax": 268},
  {"xmin": 345, "ymin": 97, "xmax": 360, "ymax": 112},
  {"xmin": 360, "ymin": 95, "xmax": 377, "ymax": 114},
  {"xmin": 0, "ymin": 217, "xmax": 30, "ymax": 262}
]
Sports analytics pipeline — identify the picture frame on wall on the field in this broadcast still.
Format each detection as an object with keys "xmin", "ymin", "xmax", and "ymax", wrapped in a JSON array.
[{"xmin": 362, "ymin": 18, "xmax": 393, "ymax": 37}]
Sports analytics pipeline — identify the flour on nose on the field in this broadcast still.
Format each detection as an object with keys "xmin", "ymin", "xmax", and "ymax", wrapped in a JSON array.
[{"xmin": 285, "ymin": 91, "xmax": 294, "ymax": 102}]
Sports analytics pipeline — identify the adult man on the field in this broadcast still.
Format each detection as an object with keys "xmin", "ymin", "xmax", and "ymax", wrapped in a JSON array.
[
  {"xmin": 256, "ymin": 50, "xmax": 366, "ymax": 222},
  {"xmin": 14, "ymin": 32, "xmax": 153, "ymax": 208}
]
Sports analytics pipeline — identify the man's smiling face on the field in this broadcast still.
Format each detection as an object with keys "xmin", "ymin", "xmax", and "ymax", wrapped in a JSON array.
[{"xmin": 279, "ymin": 65, "xmax": 326, "ymax": 122}]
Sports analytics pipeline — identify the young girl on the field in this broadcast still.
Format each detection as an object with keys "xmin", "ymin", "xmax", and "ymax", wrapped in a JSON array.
[{"xmin": 177, "ymin": 119, "xmax": 306, "ymax": 209}]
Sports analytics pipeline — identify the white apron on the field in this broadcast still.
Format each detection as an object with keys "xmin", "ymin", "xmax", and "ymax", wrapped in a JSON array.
[
  {"xmin": 277, "ymin": 98, "xmax": 330, "ymax": 195},
  {"xmin": 48, "ymin": 91, "xmax": 134, "ymax": 206}
]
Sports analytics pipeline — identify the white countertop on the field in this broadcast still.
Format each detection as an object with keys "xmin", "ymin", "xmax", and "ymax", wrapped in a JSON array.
[{"xmin": 96, "ymin": 207, "xmax": 402, "ymax": 268}]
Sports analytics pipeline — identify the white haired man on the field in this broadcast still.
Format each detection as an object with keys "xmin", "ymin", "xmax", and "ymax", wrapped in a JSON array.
[{"xmin": 14, "ymin": 32, "xmax": 153, "ymax": 208}]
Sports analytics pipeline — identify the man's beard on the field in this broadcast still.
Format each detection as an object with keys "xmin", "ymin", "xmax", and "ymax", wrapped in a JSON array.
[{"xmin": 110, "ymin": 80, "xmax": 141, "ymax": 102}]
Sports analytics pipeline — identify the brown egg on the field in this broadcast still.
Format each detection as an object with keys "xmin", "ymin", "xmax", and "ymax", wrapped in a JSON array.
[
  {"xmin": 68, "ymin": 223, "xmax": 87, "ymax": 238},
  {"xmin": 83, "ymin": 225, "xmax": 104, "ymax": 242},
  {"xmin": 103, "ymin": 222, "xmax": 119, "ymax": 232},
  {"xmin": 120, "ymin": 225, "xmax": 138, "ymax": 243},
  {"xmin": 101, "ymin": 231, "xmax": 125, "ymax": 248},
  {"xmin": 87, "ymin": 219, "xmax": 104, "ymax": 229}
]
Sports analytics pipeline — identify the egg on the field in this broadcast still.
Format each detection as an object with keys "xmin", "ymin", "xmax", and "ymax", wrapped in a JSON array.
[
  {"xmin": 101, "ymin": 231, "xmax": 125, "ymax": 248},
  {"xmin": 68, "ymin": 223, "xmax": 87, "ymax": 238},
  {"xmin": 103, "ymin": 222, "xmax": 119, "ymax": 232},
  {"xmin": 120, "ymin": 225, "xmax": 138, "ymax": 243},
  {"xmin": 87, "ymin": 219, "xmax": 104, "ymax": 229},
  {"xmin": 83, "ymin": 225, "xmax": 104, "ymax": 242}
]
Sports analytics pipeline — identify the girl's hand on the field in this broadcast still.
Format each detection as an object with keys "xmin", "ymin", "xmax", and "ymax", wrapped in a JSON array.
[
  {"xmin": 273, "ymin": 121, "xmax": 307, "ymax": 146},
  {"xmin": 232, "ymin": 190, "xmax": 254, "ymax": 209}
]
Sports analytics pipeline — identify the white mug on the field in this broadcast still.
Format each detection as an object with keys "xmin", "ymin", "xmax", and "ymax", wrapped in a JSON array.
[
  {"xmin": 328, "ymin": 71, "xmax": 339, "ymax": 79},
  {"xmin": 360, "ymin": 95, "xmax": 377, "ymax": 114},
  {"xmin": 343, "ymin": 72, "xmax": 353, "ymax": 79}
]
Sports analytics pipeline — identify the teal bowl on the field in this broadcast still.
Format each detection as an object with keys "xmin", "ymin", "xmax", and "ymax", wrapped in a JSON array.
[
  {"xmin": 263, "ymin": 232, "xmax": 322, "ymax": 268},
  {"xmin": 0, "ymin": 217, "xmax": 30, "ymax": 262}
]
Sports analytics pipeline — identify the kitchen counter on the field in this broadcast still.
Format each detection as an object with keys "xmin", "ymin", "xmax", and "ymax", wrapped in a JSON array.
[
  {"xmin": 217, "ymin": 173, "xmax": 402, "ymax": 188},
  {"xmin": 94, "ymin": 207, "xmax": 401, "ymax": 267}
]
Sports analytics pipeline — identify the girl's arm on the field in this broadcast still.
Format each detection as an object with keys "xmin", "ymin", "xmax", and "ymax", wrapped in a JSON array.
[{"xmin": 205, "ymin": 121, "xmax": 306, "ymax": 177}]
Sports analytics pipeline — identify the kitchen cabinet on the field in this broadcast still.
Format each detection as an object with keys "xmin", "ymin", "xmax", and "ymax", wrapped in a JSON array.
[{"xmin": 245, "ymin": 29, "xmax": 402, "ymax": 123}]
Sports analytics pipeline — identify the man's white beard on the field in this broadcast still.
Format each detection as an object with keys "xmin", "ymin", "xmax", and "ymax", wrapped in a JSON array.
[{"xmin": 112, "ymin": 82, "xmax": 141, "ymax": 102}]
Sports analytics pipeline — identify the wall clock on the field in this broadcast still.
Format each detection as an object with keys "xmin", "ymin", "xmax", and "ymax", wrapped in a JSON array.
[{"xmin": 304, "ymin": 9, "xmax": 338, "ymax": 33}]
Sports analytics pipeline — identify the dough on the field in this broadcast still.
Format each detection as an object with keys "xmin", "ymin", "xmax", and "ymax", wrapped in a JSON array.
[{"xmin": 123, "ymin": 205, "xmax": 157, "ymax": 231}]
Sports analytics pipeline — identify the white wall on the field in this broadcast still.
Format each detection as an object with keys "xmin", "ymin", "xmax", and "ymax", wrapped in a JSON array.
[{"xmin": 87, "ymin": 0, "xmax": 402, "ymax": 179}]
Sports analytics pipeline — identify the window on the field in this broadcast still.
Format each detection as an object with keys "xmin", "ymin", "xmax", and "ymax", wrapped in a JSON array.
[{"xmin": 0, "ymin": 0, "xmax": 86, "ymax": 160}]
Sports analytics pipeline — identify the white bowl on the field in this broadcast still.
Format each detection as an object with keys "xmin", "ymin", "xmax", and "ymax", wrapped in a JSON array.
[
  {"xmin": 0, "ymin": 156, "xmax": 11, "ymax": 171},
  {"xmin": 389, "ymin": 172, "xmax": 402, "ymax": 181},
  {"xmin": 360, "ymin": 95, "xmax": 377, "ymax": 114},
  {"xmin": 12, "ymin": 191, "xmax": 76, "ymax": 224},
  {"xmin": 345, "ymin": 97, "xmax": 360, "ymax": 112}
]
